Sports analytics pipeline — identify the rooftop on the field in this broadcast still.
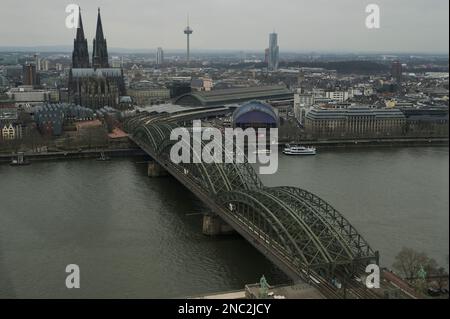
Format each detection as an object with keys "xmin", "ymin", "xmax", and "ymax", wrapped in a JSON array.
[
  {"xmin": 174, "ymin": 85, "xmax": 293, "ymax": 106},
  {"xmin": 232, "ymin": 100, "xmax": 278, "ymax": 122},
  {"xmin": 0, "ymin": 108, "xmax": 18, "ymax": 121},
  {"xmin": 306, "ymin": 107, "xmax": 406, "ymax": 120},
  {"xmin": 108, "ymin": 128, "xmax": 129, "ymax": 139},
  {"xmin": 70, "ymin": 68, "xmax": 123, "ymax": 78}
]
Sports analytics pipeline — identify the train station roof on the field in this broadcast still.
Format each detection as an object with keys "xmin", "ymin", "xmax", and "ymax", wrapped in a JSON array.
[{"xmin": 174, "ymin": 85, "xmax": 293, "ymax": 106}]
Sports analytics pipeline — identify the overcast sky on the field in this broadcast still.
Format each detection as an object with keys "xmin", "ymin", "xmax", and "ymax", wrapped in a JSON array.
[{"xmin": 0, "ymin": 0, "xmax": 448, "ymax": 53}]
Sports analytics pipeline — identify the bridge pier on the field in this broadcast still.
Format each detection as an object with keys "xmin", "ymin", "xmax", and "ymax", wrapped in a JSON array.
[
  {"xmin": 147, "ymin": 161, "xmax": 168, "ymax": 177},
  {"xmin": 202, "ymin": 213, "xmax": 235, "ymax": 236}
]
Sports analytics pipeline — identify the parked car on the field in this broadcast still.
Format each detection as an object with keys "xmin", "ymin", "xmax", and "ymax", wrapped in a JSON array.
[{"xmin": 427, "ymin": 288, "xmax": 442, "ymax": 297}]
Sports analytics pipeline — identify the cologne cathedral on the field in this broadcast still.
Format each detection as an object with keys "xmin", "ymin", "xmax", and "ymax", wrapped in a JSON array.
[{"xmin": 68, "ymin": 9, "xmax": 126, "ymax": 110}]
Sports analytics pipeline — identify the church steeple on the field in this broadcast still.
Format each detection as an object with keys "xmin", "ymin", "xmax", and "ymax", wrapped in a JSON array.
[
  {"xmin": 72, "ymin": 8, "xmax": 90, "ymax": 68},
  {"xmin": 92, "ymin": 8, "xmax": 109, "ymax": 68},
  {"xmin": 95, "ymin": 8, "xmax": 104, "ymax": 40},
  {"xmin": 75, "ymin": 9, "xmax": 85, "ymax": 41}
]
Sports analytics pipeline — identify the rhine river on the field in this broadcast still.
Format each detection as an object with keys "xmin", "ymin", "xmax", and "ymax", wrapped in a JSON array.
[{"xmin": 0, "ymin": 147, "xmax": 448, "ymax": 298}]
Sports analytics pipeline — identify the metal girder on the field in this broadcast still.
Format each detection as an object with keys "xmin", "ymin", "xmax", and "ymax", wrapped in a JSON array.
[
  {"xmin": 215, "ymin": 188, "xmax": 371, "ymax": 274},
  {"xmin": 159, "ymin": 139, "xmax": 261, "ymax": 194},
  {"xmin": 154, "ymin": 123, "xmax": 263, "ymax": 194},
  {"xmin": 264, "ymin": 188, "xmax": 356, "ymax": 263},
  {"xmin": 271, "ymin": 187, "xmax": 377, "ymax": 262},
  {"xmin": 216, "ymin": 189, "xmax": 327, "ymax": 268},
  {"xmin": 126, "ymin": 114, "xmax": 378, "ymax": 280}
]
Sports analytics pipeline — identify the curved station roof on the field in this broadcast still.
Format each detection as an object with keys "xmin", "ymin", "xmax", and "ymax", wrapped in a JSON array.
[
  {"xmin": 174, "ymin": 85, "xmax": 293, "ymax": 107},
  {"xmin": 232, "ymin": 100, "xmax": 278, "ymax": 126}
]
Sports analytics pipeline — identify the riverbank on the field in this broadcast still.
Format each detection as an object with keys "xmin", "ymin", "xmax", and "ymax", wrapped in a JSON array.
[
  {"xmin": 0, "ymin": 148, "xmax": 146, "ymax": 164},
  {"xmin": 283, "ymin": 137, "xmax": 449, "ymax": 148},
  {"xmin": 1, "ymin": 137, "xmax": 448, "ymax": 164}
]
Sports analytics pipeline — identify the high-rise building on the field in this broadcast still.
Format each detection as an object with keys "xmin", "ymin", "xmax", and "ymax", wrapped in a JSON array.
[
  {"xmin": 184, "ymin": 16, "xmax": 193, "ymax": 65},
  {"xmin": 268, "ymin": 32, "xmax": 279, "ymax": 71},
  {"xmin": 264, "ymin": 48, "xmax": 269, "ymax": 64},
  {"xmin": 23, "ymin": 63, "xmax": 38, "ymax": 86},
  {"xmin": 41, "ymin": 59, "xmax": 49, "ymax": 71},
  {"xmin": 156, "ymin": 47, "xmax": 164, "ymax": 66},
  {"xmin": 92, "ymin": 8, "xmax": 109, "ymax": 68},
  {"xmin": 34, "ymin": 54, "xmax": 41, "ymax": 71},
  {"xmin": 72, "ymin": 9, "xmax": 90, "ymax": 68},
  {"xmin": 297, "ymin": 70, "xmax": 305, "ymax": 87},
  {"xmin": 391, "ymin": 61, "xmax": 403, "ymax": 83}
]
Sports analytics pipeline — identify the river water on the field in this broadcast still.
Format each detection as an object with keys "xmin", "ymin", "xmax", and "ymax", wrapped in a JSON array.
[{"xmin": 0, "ymin": 147, "xmax": 448, "ymax": 298}]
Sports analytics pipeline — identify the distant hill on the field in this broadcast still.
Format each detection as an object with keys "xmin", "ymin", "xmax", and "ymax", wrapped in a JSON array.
[{"xmin": 0, "ymin": 46, "xmax": 72, "ymax": 53}]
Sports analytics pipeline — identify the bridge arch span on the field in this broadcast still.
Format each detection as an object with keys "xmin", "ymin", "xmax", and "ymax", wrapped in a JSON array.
[
  {"xmin": 216, "ymin": 187, "xmax": 378, "ymax": 274},
  {"xmin": 126, "ymin": 113, "xmax": 379, "ymax": 282}
]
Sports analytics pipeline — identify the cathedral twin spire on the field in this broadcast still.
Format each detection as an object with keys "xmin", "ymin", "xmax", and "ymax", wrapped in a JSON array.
[
  {"xmin": 72, "ymin": 8, "xmax": 109, "ymax": 69},
  {"xmin": 92, "ymin": 8, "xmax": 109, "ymax": 68},
  {"xmin": 72, "ymin": 9, "xmax": 89, "ymax": 68}
]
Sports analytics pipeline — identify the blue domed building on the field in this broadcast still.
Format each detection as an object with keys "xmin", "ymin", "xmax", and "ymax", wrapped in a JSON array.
[{"xmin": 232, "ymin": 101, "xmax": 279, "ymax": 130}]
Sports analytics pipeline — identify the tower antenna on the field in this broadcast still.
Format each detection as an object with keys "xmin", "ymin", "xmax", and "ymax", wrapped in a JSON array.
[{"xmin": 184, "ymin": 14, "xmax": 193, "ymax": 66}]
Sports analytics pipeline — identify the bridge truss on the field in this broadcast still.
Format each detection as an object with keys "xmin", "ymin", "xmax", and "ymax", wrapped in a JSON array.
[{"xmin": 125, "ymin": 114, "xmax": 380, "ymax": 297}]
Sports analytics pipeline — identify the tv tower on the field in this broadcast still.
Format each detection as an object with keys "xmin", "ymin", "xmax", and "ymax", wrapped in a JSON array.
[{"xmin": 184, "ymin": 15, "xmax": 193, "ymax": 65}]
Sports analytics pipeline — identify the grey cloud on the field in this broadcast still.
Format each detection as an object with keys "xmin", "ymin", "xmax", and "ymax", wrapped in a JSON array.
[{"xmin": 0, "ymin": 0, "xmax": 448, "ymax": 53}]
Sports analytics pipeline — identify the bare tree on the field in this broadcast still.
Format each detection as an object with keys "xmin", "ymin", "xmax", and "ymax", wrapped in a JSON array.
[{"xmin": 392, "ymin": 247, "xmax": 437, "ymax": 280}]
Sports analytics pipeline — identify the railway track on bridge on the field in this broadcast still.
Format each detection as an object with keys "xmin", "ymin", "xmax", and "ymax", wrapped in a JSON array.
[{"xmin": 125, "ymin": 113, "xmax": 381, "ymax": 299}]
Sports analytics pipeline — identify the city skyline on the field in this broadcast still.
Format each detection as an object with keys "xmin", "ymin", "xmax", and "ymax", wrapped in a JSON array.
[
  {"xmin": 1, "ymin": 1, "xmax": 448, "ymax": 303},
  {"xmin": 0, "ymin": 0, "xmax": 448, "ymax": 54}
]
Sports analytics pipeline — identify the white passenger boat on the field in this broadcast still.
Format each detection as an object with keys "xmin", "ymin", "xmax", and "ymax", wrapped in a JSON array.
[{"xmin": 283, "ymin": 144, "xmax": 316, "ymax": 155}]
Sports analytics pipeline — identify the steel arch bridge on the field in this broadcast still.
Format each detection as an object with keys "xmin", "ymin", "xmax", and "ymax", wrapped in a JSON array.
[{"xmin": 125, "ymin": 114, "xmax": 379, "ymax": 296}]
